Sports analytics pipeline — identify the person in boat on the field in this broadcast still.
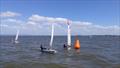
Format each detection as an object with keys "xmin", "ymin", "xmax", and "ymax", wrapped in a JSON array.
[
  {"xmin": 40, "ymin": 45, "xmax": 47, "ymax": 51},
  {"xmin": 63, "ymin": 44, "xmax": 67, "ymax": 48}
]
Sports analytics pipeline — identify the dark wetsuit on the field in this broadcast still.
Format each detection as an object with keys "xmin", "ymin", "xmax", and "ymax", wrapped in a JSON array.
[
  {"xmin": 63, "ymin": 44, "xmax": 67, "ymax": 48},
  {"xmin": 40, "ymin": 45, "xmax": 46, "ymax": 51}
]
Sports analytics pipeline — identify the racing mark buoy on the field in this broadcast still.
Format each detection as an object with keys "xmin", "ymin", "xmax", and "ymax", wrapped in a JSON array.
[{"xmin": 74, "ymin": 36, "xmax": 80, "ymax": 49}]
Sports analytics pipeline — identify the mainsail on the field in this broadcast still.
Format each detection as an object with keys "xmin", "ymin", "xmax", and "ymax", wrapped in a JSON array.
[
  {"xmin": 67, "ymin": 20, "xmax": 71, "ymax": 47},
  {"xmin": 15, "ymin": 30, "xmax": 19, "ymax": 41},
  {"xmin": 50, "ymin": 24, "xmax": 54, "ymax": 49}
]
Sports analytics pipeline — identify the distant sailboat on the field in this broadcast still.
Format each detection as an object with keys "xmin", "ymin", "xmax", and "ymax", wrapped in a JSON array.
[
  {"xmin": 40, "ymin": 24, "xmax": 57, "ymax": 54},
  {"xmin": 67, "ymin": 20, "xmax": 71, "ymax": 50},
  {"xmin": 14, "ymin": 30, "xmax": 19, "ymax": 43}
]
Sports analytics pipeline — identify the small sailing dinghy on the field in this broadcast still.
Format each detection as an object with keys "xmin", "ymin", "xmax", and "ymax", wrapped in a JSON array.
[
  {"xmin": 40, "ymin": 24, "xmax": 57, "ymax": 54},
  {"xmin": 63, "ymin": 20, "xmax": 71, "ymax": 50},
  {"xmin": 14, "ymin": 30, "xmax": 19, "ymax": 43}
]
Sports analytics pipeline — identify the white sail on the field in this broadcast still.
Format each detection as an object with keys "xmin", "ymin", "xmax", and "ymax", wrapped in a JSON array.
[
  {"xmin": 50, "ymin": 24, "xmax": 54, "ymax": 49},
  {"xmin": 15, "ymin": 30, "xmax": 19, "ymax": 41},
  {"xmin": 67, "ymin": 24, "xmax": 71, "ymax": 46}
]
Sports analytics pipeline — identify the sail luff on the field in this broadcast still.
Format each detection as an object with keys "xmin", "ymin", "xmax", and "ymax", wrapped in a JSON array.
[
  {"xmin": 15, "ymin": 30, "xmax": 19, "ymax": 41},
  {"xmin": 50, "ymin": 24, "xmax": 54, "ymax": 49}
]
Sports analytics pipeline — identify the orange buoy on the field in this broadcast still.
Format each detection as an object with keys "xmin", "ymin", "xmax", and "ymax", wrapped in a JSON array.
[{"xmin": 74, "ymin": 36, "xmax": 80, "ymax": 49}]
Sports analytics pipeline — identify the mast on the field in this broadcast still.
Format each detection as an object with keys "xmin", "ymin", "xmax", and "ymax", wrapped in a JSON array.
[
  {"xmin": 67, "ymin": 20, "xmax": 71, "ymax": 47},
  {"xmin": 15, "ymin": 30, "xmax": 19, "ymax": 41},
  {"xmin": 50, "ymin": 24, "xmax": 54, "ymax": 49}
]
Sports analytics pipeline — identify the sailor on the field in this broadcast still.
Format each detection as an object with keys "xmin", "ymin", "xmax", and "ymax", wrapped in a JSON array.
[
  {"xmin": 40, "ymin": 45, "xmax": 46, "ymax": 51},
  {"xmin": 63, "ymin": 44, "xmax": 67, "ymax": 48}
]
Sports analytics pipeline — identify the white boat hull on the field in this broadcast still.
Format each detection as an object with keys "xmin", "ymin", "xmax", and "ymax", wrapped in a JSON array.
[
  {"xmin": 41, "ymin": 49, "xmax": 57, "ymax": 54},
  {"xmin": 14, "ymin": 40, "xmax": 19, "ymax": 44}
]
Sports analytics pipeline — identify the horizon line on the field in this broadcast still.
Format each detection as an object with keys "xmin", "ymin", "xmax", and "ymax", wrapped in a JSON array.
[{"xmin": 0, "ymin": 35, "xmax": 120, "ymax": 36}]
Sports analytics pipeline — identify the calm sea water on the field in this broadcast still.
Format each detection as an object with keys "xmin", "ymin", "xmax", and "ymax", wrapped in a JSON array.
[{"xmin": 0, "ymin": 35, "xmax": 120, "ymax": 68}]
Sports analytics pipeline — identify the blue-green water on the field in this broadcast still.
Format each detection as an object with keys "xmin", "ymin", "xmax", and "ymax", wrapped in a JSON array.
[{"xmin": 0, "ymin": 36, "xmax": 120, "ymax": 68}]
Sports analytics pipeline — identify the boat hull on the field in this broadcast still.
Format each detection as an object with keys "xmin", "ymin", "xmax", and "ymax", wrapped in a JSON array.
[
  {"xmin": 14, "ymin": 40, "xmax": 19, "ymax": 44},
  {"xmin": 41, "ymin": 49, "xmax": 57, "ymax": 54}
]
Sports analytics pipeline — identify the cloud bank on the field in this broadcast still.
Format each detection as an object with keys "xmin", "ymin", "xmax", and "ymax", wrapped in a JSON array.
[
  {"xmin": 0, "ymin": 11, "xmax": 120, "ymax": 35},
  {"xmin": 0, "ymin": 11, "xmax": 21, "ymax": 18}
]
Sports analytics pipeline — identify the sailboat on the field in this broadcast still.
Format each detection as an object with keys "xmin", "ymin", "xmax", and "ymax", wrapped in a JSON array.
[
  {"xmin": 14, "ymin": 30, "xmax": 19, "ymax": 43},
  {"xmin": 40, "ymin": 24, "xmax": 57, "ymax": 54},
  {"xmin": 67, "ymin": 20, "xmax": 71, "ymax": 50}
]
